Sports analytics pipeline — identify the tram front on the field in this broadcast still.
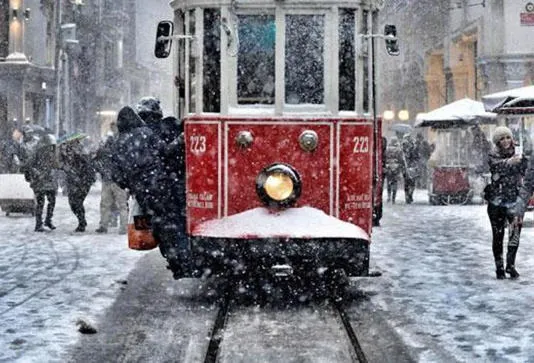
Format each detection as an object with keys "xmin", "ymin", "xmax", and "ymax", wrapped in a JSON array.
[{"xmin": 150, "ymin": 0, "xmax": 393, "ymax": 281}]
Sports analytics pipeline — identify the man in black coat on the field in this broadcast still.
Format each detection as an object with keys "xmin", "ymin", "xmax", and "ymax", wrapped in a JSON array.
[
  {"xmin": 113, "ymin": 101, "xmax": 188, "ymax": 277},
  {"xmin": 150, "ymin": 116, "xmax": 188, "ymax": 277},
  {"xmin": 24, "ymin": 134, "xmax": 58, "ymax": 231}
]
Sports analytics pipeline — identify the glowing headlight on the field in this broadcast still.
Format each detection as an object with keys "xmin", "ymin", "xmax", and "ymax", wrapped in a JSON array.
[
  {"xmin": 264, "ymin": 173, "xmax": 294, "ymax": 201},
  {"xmin": 256, "ymin": 163, "xmax": 301, "ymax": 208}
]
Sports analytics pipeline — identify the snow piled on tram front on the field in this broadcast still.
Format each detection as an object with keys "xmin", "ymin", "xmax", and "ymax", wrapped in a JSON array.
[{"xmin": 194, "ymin": 206, "xmax": 369, "ymax": 240}]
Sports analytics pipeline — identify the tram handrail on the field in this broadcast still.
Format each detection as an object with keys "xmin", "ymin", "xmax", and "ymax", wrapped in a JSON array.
[{"xmin": 157, "ymin": 35, "xmax": 195, "ymax": 42}]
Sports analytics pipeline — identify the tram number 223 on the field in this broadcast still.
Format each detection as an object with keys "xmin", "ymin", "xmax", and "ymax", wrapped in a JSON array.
[
  {"xmin": 352, "ymin": 136, "xmax": 369, "ymax": 153},
  {"xmin": 190, "ymin": 135, "xmax": 207, "ymax": 154}
]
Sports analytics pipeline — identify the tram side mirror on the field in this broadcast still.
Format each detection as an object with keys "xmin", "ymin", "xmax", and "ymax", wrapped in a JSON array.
[
  {"xmin": 384, "ymin": 24, "xmax": 399, "ymax": 56},
  {"xmin": 155, "ymin": 21, "xmax": 174, "ymax": 59}
]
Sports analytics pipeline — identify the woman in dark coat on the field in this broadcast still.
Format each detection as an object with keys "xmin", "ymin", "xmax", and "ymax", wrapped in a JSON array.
[
  {"xmin": 486, "ymin": 126, "xmax": 527, "ymax": 279},
  {"xmin": 59, "ymin": 135, "xmax": 96, "ymax": 232}
]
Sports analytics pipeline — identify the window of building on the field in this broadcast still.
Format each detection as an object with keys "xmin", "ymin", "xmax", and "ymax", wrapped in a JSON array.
[
  {"xmin": 285, "ymin": 14, "xmax": 324, "ymax": 105},
  {"xmin": 237, "ymin": 14, "xmax": 275, "ymax": 105}
]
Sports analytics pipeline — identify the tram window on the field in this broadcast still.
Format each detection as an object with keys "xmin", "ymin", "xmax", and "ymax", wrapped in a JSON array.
[
  {"xmin": 285, "ymin": 15, "xmax": 324, "ymax": 105},
  {"xmin": 237, "ymin": 15, "xmax": 275, "ymax": 105},
  {"xmin": 188, "ymin": 9, "xmax": 196, "ymax": 113},
  {"xmin": 203, "ymin": 9, "xmax": 221, "ymax": 112},
  {"xmin": 361, "ymin": 10, "xmax": 369, "ymax": 113},
  {"xmin": 339, "ymin": 9, "xmax": 356, "ymax": 111}
]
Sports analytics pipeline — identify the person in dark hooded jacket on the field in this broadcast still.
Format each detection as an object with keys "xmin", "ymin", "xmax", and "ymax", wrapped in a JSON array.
[
  {"xmin": 135, "ymin": 96, "xmax": 163, "ymax": 135},
  {"xmin": 486, "ymin": 126, "xmax": 527, "ymax": 279},
  {"xmin": 24, "ymin": 134, "xmax": 58, "ymax": 232},
  {"xmin": 150, "ymin": 116, "xmax": 188, "ymax": 276},
  {"xmin": 133, "ymin": 97, "xmax": 188, "ymax": 276},
  {"xmin": 112, "ymin": 106, "xmax": 164, "ymax": 213}
]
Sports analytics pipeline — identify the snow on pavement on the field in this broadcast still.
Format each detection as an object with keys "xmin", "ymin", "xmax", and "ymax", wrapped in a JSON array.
[
  {"xmin": 364, "ymin": 189, "xmax": 534, "ymax": 362},
  {"xmin": 3, "ymin": 184, "xmax": 534, "ymax": 362},
  {"xmin": 0, "ymin": 183, "xmax": 145, "ymax": 362}
]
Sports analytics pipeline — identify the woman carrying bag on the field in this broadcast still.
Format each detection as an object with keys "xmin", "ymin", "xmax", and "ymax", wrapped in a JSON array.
[{"xmin": 486, "ymin": 126, "xmax": 527, "ymax": 279}]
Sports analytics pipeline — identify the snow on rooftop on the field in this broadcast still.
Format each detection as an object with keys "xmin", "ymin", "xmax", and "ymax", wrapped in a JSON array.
[{"xmin": 194, "ymin": 206, "xmax": 369, "ymax": 240}]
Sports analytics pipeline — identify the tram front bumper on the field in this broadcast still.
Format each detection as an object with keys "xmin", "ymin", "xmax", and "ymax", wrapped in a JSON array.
[{"xmin": 187, "ymin": 236, "xmax": 370, "ymax": 277}]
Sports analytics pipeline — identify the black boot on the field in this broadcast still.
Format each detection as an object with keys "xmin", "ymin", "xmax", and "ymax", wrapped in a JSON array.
[
  {"xmin": 506, "ymin": 245, "xmax": 520, "ymax": 279},
  {"xmin": 44, "ymin": 218, "xmax": 56, "ymax": 230},
  {"xmin": 35, "ymin": 215, "xmax": 44, "ymax": 232},
  {"xmin": 505, "ymin": 266, "xmax": 519, "ymax": 279},
  {"xmin": 495, "ymin": 259, "xmax": 505, "ymax": 279}
]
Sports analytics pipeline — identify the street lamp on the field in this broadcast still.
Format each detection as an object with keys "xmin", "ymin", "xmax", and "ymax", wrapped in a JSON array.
[
  {"xmin": 398, "ymin": 109, "xmax": 410, "ymax": 121},
  {"xmin": 383, "ymin": 110, "xmax": 395, "ymax": 121}
]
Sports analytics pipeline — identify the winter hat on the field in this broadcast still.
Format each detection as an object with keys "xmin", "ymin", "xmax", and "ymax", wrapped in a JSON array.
[{"xmin": 492, "ymin": 126, "xmax": 513, "ymax": 145}]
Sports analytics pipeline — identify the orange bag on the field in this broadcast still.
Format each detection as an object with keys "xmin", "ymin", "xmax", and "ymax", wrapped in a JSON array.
[{"xmin": 127, "ymin": 197, "xmax": 158, "ymax": 250}]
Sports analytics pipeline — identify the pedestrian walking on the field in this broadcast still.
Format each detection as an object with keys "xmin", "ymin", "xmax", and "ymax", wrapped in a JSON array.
[
  {"xmin": 384, "ymin": 137, "xmax": 403, "ymax": 204},
  {"xmin": 373, "ymin": 136, "xmax": 387, "ymax": 226},
  {"xmin": 485, "ymin": 126, "xmax": 527, "ymax": 279},
  {"xmin": 58, "ymin": 134, "xmax": 97, "ymax": 232},
  {"xmin": 401, "ymin": 134, "xmax": 419, "ymax": 204},
  {"xmin": 23, "ymin": 134, "xmax": 58, "ymax": 232},
  {"xmin": 93, "ymin": 127, "xmax": 128, "ymax": 234}
]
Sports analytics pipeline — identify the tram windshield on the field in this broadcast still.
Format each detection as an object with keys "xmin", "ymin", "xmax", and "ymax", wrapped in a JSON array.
[
  {"xmin": 169, "ymin": 7, "xmax": 372, "ymax": 115},
  {"xmin": 237, "ymin": 15, "xmax": 275, "ymax": 105}
]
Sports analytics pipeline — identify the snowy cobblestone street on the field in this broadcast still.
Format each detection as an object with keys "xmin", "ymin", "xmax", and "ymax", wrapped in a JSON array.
[
  {"xmin": 2, "ymin": 186, "xmax": 534, "ymax": 362},
  {"xmin": 0, "ymin": 184, "xmax": 144, "ymax": 362},
  {"xmin": 365, "ymin": 190, "xmax": 534, "ymax": 362}
]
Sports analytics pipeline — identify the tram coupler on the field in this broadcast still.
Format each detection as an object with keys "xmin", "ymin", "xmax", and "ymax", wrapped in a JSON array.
[{"xmin": 271, "ymin": 264, "xmax": 294, "ymax": 277}]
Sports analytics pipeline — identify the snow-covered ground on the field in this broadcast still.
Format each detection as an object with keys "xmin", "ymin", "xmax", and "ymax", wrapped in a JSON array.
[
  {"xmin": 3, "ymin": 183, "xmax": 534, "ymax": 362},
  {"xmin": 0, "ymin": 183, "xmax": 145, "ymax": 362},
  {"xmin": 365, "ymin": 189, "xmax": 534, "ymax": 362}
]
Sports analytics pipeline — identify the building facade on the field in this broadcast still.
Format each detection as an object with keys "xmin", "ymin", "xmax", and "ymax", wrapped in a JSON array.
[
  {"xmin": 378, "ymin": 0, "xmax": 534, "ymax": 131},
  {"xmin": 0, "ymin": 0, "xmax": 56, "ymax": 139},
  {"xmin": 0, "ymin": 0, "xmax": 169, "ymax": 141}
]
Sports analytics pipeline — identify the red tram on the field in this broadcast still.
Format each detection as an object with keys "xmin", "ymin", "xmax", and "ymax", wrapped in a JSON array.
[{"xmin": 142, "ymin": 0, "xmax": 396, "ymax": 282}]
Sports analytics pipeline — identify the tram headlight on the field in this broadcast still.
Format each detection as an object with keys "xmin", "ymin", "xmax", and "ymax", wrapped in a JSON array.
[{"xmin": 256, "ymin": 163, "xmax": 302, "ymax": 208}]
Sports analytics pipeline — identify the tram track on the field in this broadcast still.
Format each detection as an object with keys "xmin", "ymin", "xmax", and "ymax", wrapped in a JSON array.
[
  {"xmin": 202, "ymin": 289, "xmax": 370, "ymax": 363},
  {"xmin": 204, "ymin": 292, "xmax": 231, "ymax": 363},
  {"xmin": 331, "ymin": 298, "xmax": 368, "ymax": 363}
]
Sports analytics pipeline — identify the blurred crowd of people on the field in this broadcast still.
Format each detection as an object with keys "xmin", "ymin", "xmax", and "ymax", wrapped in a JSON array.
[
  {"xmin": 0, "ymin": 119, "xmax": 126, "ymax": 234},
  {"xmin": 383, "ymin": 126, "xmax": 493, "ymax": 205},
  {"xmin": 383, "ymin": 132, "xmax": 432, "ymax": 205},
  {"xmin": 0, "ymin": 99, "xmax": 186, "ymax": 277}
]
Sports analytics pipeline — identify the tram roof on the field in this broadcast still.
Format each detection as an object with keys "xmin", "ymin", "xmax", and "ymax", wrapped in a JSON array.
[{"xmin": 170, "ymin": 0, "xmax": 372, "ymax": 10}]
